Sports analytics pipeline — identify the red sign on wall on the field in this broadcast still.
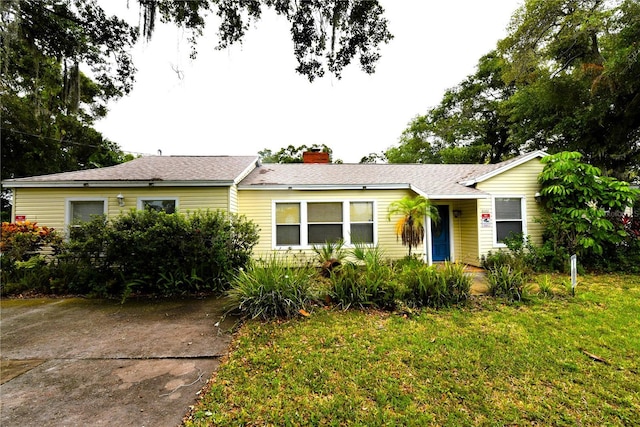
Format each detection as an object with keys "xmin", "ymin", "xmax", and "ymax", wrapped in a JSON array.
[{"xmin": 15, "ymin": 215, "xmax": 26, "ymax": 222}]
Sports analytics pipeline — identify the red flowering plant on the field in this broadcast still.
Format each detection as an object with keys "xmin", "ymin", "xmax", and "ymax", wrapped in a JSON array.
[
  {"xmin": 1, "ymin": 221, "xmax": 61, "ymax": 262},
  {"xmin": 620, "ymin": 214, "xmax": 640, "ymax": 239}
]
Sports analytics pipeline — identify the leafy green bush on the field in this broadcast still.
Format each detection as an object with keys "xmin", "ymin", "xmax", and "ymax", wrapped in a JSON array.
[
  {"xmin": 486, "ymin": 265, "xmax": 530, "ymax": 302},
  {"xmin": 53, "ymin": 209, "xmax": 259, "ymax": 298},
  {"xmin": 538, "ymin": 151, "xmax": 638, "ymax": 260},
  {"xmin": 227, "ymin": 255, "xmax": 316, "ymax": 320}
]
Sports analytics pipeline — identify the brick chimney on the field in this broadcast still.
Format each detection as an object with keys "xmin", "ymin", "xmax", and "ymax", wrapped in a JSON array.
[{"xmin": 303, "ymin": 150, "xmax": 330, "ymax": 164}]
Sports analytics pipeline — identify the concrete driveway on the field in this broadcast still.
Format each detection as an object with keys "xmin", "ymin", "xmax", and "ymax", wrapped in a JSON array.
[{"xmin": 1, "ymin": 297, "xmax": 235, "ymax": 427}]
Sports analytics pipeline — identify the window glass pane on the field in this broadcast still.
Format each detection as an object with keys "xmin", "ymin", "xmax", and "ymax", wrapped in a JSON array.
[
  {"xmin": 276, "ymin": 225, "xmax": 300, "ymax": 245},
  {"xmin": 308, "ymin": 224, "xmax": 343, "ymax": 244},
  {"xmin": 71, "ymin": 201, "xmax": 104, "ymax": 222},
  {"xmin": 496, "ymin": 221, "xmax": 523, "ymax": 242},
  {"xmin": 276, "ymin": 203, "xmax": 300, "ymax": 224},
  {"xmin": 143, "ymin": 200, "xmax": 176, "ymax": 214},
  {"xmin": 308, "ymin": 202, "xmax": 342, "ymax": 223},
  {"xmin": 350, "ymin": 202, "xmax": 373, "ymax": 222},
  {"xmin": 350, "ymin": 224, "xmax": 374, "ymax": 243},
  {"xmin": 495, "ymin": 198, "xmax": 521, "ymax": 220}
]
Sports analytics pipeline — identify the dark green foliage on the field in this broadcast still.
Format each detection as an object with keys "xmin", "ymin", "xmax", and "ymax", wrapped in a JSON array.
[
  {"xmin": 586, "ymin": 213, "xmax": 640, "ymax": 273},
  {"xmin": 399, "ymin": 262, "xmax": 470, "ymax": 308},
  {"xmin": 391, "ymin": 1, "xmax": 640, "ymax": 181},
  {"xmin": 51, "ymin": 210, "xmax": 259, "ymax": 298},
  {"xmin": 227, "ymin": 255, "xmax": 316, "ymax": 321},
  {"xmin": 1, "ymin": 0, "xmax": 137, "ymax": 182},
  {"xmin": 139, "ymin": 1, "xmax": 393, "ymax": 82},
  {"xmin": 538, "ymin": 152, "xmax": 639, "ymax": 271}
]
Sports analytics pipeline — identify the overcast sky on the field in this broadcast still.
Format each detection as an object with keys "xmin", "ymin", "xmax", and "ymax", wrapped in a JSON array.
[{"xmin": 96, "ymin": 1, "xmax": 522, "ymax": 163}]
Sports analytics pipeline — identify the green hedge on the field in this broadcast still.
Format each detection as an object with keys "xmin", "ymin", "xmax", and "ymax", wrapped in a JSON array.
[{"xmin": 9, "ymin": 209, "xmax": 260, "ymax": 298}]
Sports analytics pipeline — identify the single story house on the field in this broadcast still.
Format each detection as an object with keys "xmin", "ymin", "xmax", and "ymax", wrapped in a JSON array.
[{"xmin": 2, "ymin": 150, "xmax": 548, "ymax": 266}]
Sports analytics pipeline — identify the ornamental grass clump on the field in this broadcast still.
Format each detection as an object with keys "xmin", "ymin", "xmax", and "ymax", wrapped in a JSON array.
[
  {"xmin": 440, "ymin": 261, "xmax": 472, "ymax": 304},
  {"xmin": 486, "ymin": 265, "xmax": 530, "ymax": 302},
  {"xmin": 227, "ymin": 255, "xmax": 316, "ymax": 320},
  {"xmin": 400, "ymin": 261, "xmax": 470, "ymax": 308},
  {"xmin": 328, "ymin": 244, "xmax": 399, "ymax": 310}
]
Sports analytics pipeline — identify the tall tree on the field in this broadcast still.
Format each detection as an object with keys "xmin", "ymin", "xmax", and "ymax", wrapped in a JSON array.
[
  {"xmin": 137, "ymin": 0, "xmax": 393, "ymax": 82},
  {"xmin": 499, "ymin": 0, "xmax": 640, "ymax": 180},
  {"xmin": 1, "ymin": 0, "xmax": 137, "ymax": 220},
  {"xmin": 387, "ymin": 52, "xmax": 519, "ymax": 164},
  {"xmin": 390, "ymin": 0, "xmax": 639, "ymax": 181},
  {"xmin": 1, "ymin": 0, "xmax": 137, "ymax": 181}
]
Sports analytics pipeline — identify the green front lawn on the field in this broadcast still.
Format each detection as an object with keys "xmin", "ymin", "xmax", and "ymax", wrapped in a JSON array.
[{"xmin": 185, "ymin": 275, "xmax": 640, "ymax": 426}]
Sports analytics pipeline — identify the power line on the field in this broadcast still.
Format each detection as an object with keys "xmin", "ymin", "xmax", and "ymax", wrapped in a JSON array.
[{"xmin": 1, "ymin": 127, "xmax": 149, "ymax": 156}]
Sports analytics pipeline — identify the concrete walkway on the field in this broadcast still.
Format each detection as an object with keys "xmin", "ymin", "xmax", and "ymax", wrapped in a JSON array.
[{"xmin": 1, "ymin": 297, "xmax": 235, "ymax": 427}]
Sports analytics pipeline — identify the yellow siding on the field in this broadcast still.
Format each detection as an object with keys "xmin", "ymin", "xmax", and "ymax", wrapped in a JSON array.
[
  {"xmin": 229, "ymin": 185, "xmax": 239, "ymax": 213},
  {"xmin": 238, "ymin": 188, "xmax": 417, "ymax": 262},
  {"xmin": 476, "ymin": 158, "xmax": 545, "ymax": 260},
  {"xmin": 12, "ymin": 187, "xmax": 231, "ymax": 233},
  {"xmin": 449, "ymin": 199, "xmax": 481, "ymax": 266}
]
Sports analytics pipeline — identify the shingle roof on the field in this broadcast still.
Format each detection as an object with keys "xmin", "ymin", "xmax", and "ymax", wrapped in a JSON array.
[
  {"xmin": 239, "ymin": 151, "xmax": 547, "ymax": 197},
  {"xmin": 238, "ymin": 163, "xmax": 489, "ymax": 196},
  {"xmin": 3, "ymin": 156, "xmax": 260, "ymax": 186},
  {"xmin": 3, "ymin": 151, "xmax": 546, "ymax": 196}
]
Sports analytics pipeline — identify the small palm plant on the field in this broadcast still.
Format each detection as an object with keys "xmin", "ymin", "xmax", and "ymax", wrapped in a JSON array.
[{"xmin": 388, "ymin": 195, "xmax": 439, "ymax": 257}]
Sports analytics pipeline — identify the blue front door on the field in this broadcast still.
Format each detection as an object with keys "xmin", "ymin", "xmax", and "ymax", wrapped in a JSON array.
[{"xmin": 431, "ymin": 205, "xmax": 450, "ymax": 261}]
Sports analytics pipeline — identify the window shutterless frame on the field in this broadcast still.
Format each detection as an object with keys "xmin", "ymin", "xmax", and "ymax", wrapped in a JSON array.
[
  {"xmin": 137, "ymin": 197, "xmax": 179, "ymax": 214},
  {"xmin": 65, "ymin": 198, "xmax": 108, "ymax": 228},
  {"xmin": 272, "ymin": 200, "xmax": 376, "ymax": 249},
  {"xmin": 492, "ymin": 196, "xmax": 527, "ymax": 247}
]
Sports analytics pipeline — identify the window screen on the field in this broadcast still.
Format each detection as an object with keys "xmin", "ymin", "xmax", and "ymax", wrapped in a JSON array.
[
  {"xmin": 70, "ymin": 201, "xmax": 105, "ymax": 223},
  {"xmin": 308, "ymin": 202, "xmax": 343, "ymax": 244},
  {"xmin": 495, "ymin": 198, "xmax": 523, "ymax": 243},
  {"xmin": 350, "ymin": 202, "xmax": 374, "ymax": 243},
  {"xmin": 276, "ymin": 203, "xmax": 301, "ymax": 245}
]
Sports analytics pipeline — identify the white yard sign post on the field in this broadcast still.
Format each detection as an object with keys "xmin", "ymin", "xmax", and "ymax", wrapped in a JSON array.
[{"xmin": 570, "ymin": 254, "xmax": 577, "ymax": 296}]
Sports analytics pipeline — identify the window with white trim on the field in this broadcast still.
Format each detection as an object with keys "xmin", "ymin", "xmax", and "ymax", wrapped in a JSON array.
[
  {"xmin": 68, "ymin": 200, "xmax": 107, "ymax": 224},
  {"xmin": 349, "ymin": 201, "xmax": 374, "ymax": 244},
  {"xmin": 495, "ymin": 197, "xmax": 524, "ymax": 244},
  {"xmin": 308, "ymin": 202, "xmax": 343, "ymax": 244},
  {"xmin": 138, "ymin": 198, "xmax": 177, "ymax": 214},
  {"xmin": 274, "ymin": 201, "xmax": 375, "ymax": 247},
  {"xmin": 275, "ymin": 203, "xmax": 301, "ymax": 246}
]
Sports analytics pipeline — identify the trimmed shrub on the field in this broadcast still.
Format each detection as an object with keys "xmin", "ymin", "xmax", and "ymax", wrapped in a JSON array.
[
  {"xmin": 53, "ymin": 209, "xmax": 259, "ymax": 298},
  {"xmin": 227, "ymin": 255, "xmax": 315, "ymax": 320}
]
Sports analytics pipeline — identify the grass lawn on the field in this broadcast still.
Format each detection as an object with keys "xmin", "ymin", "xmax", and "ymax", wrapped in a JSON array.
[{"xmin": 185, "ymin": 274, "xmax": 640, "ymax": 426}]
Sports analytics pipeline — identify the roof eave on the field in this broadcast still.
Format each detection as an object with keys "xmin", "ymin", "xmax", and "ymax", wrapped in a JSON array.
[
  {"xmin": 409, "ymin": 185, "xmax": 491, "ymax": 199},
  {"xmin": 238, "ymin": 183, "xmax": 413, "ymax": 191},
  {"xmin": 3, "ymin": 180, "xmax": 236, "ymax": 188},
  {"xmin": 459, "ymin": 150, "xmax": 548, "ymax": 186},
  {"xmin": 233, "ymin": 157, "xmax": 261, "ymax": 185}
]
